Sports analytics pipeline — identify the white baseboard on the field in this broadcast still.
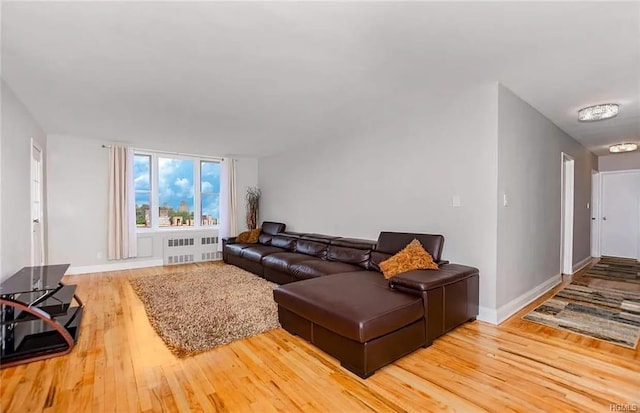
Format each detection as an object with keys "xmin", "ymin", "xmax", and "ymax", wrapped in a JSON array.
[
  {"xmin": 477, "ymin": 306, "xmax": 498, "ymax": 324},
  {"xmin": 496, "ymin": 273, "xmax": 562, "ymax": 324},
  {"xmin": 572, "ymin": 256, "xmax": 592, "ymax": 274},
  {"xmin": 476, "ymin": 273, "xmax": 562, "ymax": 326},
  {"xmin": 67, "ymin": 259, "xmax": 164, "ymax": 275}
]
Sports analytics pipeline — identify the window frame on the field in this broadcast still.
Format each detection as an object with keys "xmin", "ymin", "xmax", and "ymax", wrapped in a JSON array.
[{"xmin": 133, "ymin": 150, "xmax": 221, "ymax": 233}]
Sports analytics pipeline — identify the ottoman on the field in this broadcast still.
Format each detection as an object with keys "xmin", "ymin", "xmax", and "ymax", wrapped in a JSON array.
[{"xmin": 273, "ymin": 271, "xmax": 426, "ymax": 378}]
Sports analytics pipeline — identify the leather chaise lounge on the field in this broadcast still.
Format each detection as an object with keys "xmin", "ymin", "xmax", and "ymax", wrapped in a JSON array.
[{"xmin": 223, "ymin": 221, "xmax": 479, "ymax": 378}]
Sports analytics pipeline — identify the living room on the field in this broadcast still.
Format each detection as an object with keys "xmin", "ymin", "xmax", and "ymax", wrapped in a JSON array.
[{"xmin": 1, "ymin": 2, "xmax": 639, "ymax": 412}]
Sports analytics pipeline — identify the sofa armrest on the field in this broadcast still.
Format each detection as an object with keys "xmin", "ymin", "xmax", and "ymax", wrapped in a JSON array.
[
  {"xmin": 388, "ymin": 264, "xmax": 478, "ymax": 292},
  {"xmin": 222, "ymin": 237, "xmax": 237, "ymax": 246}
]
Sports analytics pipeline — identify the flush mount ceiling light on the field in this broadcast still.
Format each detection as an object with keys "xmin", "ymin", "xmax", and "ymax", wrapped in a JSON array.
[
  {"xmin": 609, "ymin": 143, "xmax": 638, "ymax": 153},
  {"xmin": 578, "ymin": 103, "xmax": 619, "ymax": 121}
]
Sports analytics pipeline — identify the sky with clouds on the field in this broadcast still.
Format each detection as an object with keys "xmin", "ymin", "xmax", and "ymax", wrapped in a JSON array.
[{"xmin": 134, "ymin": 155, "xmax": 220, "ymax": 220}]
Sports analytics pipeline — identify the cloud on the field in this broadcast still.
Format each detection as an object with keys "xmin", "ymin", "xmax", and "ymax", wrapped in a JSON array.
[
  {"xmin": 135, "ymin": 156, "xmax": 220, "ymax": 215},
  {"xmin": 134, "ymin": 174, "xmax": 149, "ymax": 190},
  {"xmin": 202, "ymin": 182, "xmax": 213, "ymax": 193}
]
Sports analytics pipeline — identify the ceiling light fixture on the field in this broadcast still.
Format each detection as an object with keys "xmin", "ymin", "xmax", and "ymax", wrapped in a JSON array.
[
  {"xmin": 609, "ymin": 143, "xmax": 638, "ymax": 153},
  {"xmin": 578, "ymin": 103, "xmax": 619, "ymax": 122}
]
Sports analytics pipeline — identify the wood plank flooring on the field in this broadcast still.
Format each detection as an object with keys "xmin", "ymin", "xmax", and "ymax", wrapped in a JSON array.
[{"xmin": 1, "ymin": 262, "xmax": 639, "ymax": 412}]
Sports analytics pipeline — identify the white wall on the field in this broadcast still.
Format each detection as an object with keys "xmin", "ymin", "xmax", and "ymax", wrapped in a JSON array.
[
  {"xmin": 496, "ymin": 85, "xmax": 597, "ymax": 313},
  {"xmin": 598, "ymin": 152, "xmax": 640, "ymax": 172},
  {"xmin": 1, "ymin": 81, "xmax": 48, "ymax": 282},
  {"xmin": 46, "ymin": 134, "xmax": 258, "ymax": 272},
  {"xmin": 259, "ymin": 82, "xmax": 500, "ymax": 311}
]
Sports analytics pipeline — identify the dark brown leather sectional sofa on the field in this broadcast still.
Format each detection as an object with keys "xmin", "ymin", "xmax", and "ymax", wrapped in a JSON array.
[{"xmin": 223, "ymin": 221, "xmax": 479, "ymax": 378}]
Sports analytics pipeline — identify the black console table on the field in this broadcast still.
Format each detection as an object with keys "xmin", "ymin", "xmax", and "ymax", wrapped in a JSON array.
[{"xmin": 0, "ymin": 264, "xmax": 83, "ymax": 368}]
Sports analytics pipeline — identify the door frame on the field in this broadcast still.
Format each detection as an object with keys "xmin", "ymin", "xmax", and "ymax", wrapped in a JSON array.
[
  {"xmin": 30, "ymin": 138, "xmax": 45, "ymax": 267},
  {"xmin": 598, "ymin": 169, "xmax": 640, "ymax": 261},
  {"xmin": 591, "ymin": 170, "xmax": 601, "ymax": 258},
  {"xmin": 560, "ymin": 153, "xmax": 575, "ymax": 275}
]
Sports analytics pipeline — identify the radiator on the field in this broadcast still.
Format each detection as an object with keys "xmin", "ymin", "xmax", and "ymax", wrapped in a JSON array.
[{"xmin": 162, "ymin": 231, "xmax": 222, "ymax": 265}]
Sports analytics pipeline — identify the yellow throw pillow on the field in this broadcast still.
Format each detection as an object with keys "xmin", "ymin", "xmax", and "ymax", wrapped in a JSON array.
[
  {"xmin": 236, "ymin": 231, "xmax": 251, "ymax": 243},
  {"xmin": 379, "ymin": 239, "xmax": 439, "ymax": 279},
  {"xmin": 237, "ymin": 228, "xmax": 261, "ymax": 243},
  {"xmin": 246, "ymin": 228, "xmax": 261, "ymax": 243}
]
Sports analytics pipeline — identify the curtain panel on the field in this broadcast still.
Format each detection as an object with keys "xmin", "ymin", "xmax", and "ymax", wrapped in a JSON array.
[
  {"xmin": 107, "ymin": 145, "xmax": 137, "ymax": 260},
  {"xmin": 218, "ymin": 158, "xmax": 238, "ymax": 250}
]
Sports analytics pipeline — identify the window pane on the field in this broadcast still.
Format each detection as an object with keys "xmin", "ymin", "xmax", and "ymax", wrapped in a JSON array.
[
  {"xmin": 201, "ymin": 161, "xmax": 220, "ymax": 226},
  {"xmin": 158, "ymin": 157, "xmax": 194, "ymax": 227},
  {"xmin": 201, "ymin": 193, "xmax": 219, "ymax": 226},
  {"xmin": 135, "ymin": 192, "xmax": 151, "ymax": 228},
  {"xmin": 201, "ymin": 161, "xmax": 220, "ymax": 194},
  {"xmin": 134, "ymin": 155, "xmax": 150, "ymax": 191}
]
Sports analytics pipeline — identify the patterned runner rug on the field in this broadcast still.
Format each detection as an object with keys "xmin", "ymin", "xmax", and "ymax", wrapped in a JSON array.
[
  {"xmin": 583, "ymin": 256, "xmax": 640, "ymax": 284},
  {"xmin": 523, "ymin": 257, "xmax": 640, "ymax": 349}
]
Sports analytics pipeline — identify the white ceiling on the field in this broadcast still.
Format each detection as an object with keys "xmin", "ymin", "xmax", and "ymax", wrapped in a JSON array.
[{"xmin": 2, "ymin": 2, "xmax": 639, "ymax": 157}]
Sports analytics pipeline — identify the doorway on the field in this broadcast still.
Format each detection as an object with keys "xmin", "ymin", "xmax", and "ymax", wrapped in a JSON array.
[
  {"xmin": 31, "ymin": 140, "xmax": 44, "ymax": 266},
  {"xmin": 560, "ymin": 153, "xmax": 575, "ymax": 275},
  {"xmin": 600, "ymin": 170, "xmax": 640, "ymax": 259},
  {"xmin": 591, "ymin": 170, "xmax": 600, "ymax": 258}
]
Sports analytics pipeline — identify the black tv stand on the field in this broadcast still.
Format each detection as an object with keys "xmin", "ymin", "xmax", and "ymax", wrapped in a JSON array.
[{"xmin": 0, "ymin": 264, "xmax": 83, "ymax": 368}]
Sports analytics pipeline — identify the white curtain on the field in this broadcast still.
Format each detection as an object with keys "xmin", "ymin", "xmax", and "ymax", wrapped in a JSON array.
[
  {"xmin": 218, "ymin": 158, "xmax": 238, "ymax": 250},
  {"xmin": 107, "ymin": 145, "xmax": 137, "ymax": 260}
]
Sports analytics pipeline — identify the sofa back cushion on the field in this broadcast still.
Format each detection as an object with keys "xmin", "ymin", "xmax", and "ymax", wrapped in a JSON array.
[
  {"xmin": 327, "ymin": 245, "xmax": 371, "ymax": 269},
  {"xmin": 262, "ymin": 221, "xmax": 286, "ymax": 235},
  {"xmin": 331, "ymin": 237, "xmax": 376, "ymax": 250},
  {"xmin": 375, "ymin": 232, "xmax": 445, "ymax": 262},
  {"xmin": 295, "ymin": 239, "xmax": 329, "ymax": 258},
  {"xmin": 270, "ymin": 235, "xmax": 297, "ymax": 251},
  {"xmin": 370, "ymin": 251, "xmax": 392, "ymax": 272},
  {"xmin": 258, "ymin": 233, "xmax": 273, "ymax": 245}
]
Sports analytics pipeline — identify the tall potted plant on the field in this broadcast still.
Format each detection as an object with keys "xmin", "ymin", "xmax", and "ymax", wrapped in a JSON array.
[{"xmin": 245, "ymin": 187, "xmax": 261, "ymax": 230}]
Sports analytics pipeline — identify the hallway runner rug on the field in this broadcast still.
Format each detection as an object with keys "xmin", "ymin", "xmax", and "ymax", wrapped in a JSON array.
[
  {"xmin": 523, "ymin": 266, "xmax": 640, "ymax": 348},
  {"xmin": 582, "ymin": 256, "xmax": 640, "ymax": 284}
]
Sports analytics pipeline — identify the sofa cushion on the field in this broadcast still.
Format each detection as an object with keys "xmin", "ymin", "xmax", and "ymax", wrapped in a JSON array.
[
  {"xmin": 331, "ymin": 237, "xmax": 376, "ymax": 250},
  {"xmin": 376, "ymin": 232, "xmax": 445, "ymax": 262},
  {"xmin": 273, "ymin": 271, "xmax": 424, "ymax": 343},
  {"xmin": 240, "ymin": 245, "xmax": 285, "ymax": 262},
  {"xmin": 262, "ymin": 221, "xmax": 286, "ymax": 235},
  {"xmin": 295, "ymin": 239, "xmax": 329, "ymax": 258},
  {"xmin": 289, "ymin": 260, "xmax": 361, "ymax": 279},
  {"xmin": 270, "ymin": 235, "xmax": 297, "ymax": 251},
  {"xmin": 282, "ymin": 231, "xmax": 306, "ymax": 238},
  {"xmin": 258, "ymin": 233, "xmax": 274, "ymax": 245},
  {"xmin": 379, "ymin": 239, "xmax": 439, "ymax": 279},
  {"xmin": 262, "ymin": 253, "xmax": 322, "ymax": 273},
  {"xmin": 301, "ymin": 233, "xmax": 340, "ymax": 243},
  {"xmin": 225, "ymin": 243, "xmax": 253, "ymax": 257},
  {"xmin": 370, "ymin": 251, "xmax": 392, "ymax": 272},
  {"xmin": 327, "ymin": 245, "xmax": 371, "ymax": 269}
]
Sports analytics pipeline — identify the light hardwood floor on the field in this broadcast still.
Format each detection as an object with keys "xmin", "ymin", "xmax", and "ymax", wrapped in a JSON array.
[{"xmin": 1, "ymin": 262, "xmax": 639, "ymax": 412}]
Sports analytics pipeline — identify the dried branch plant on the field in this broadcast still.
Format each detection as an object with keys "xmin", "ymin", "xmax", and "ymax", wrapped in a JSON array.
[{"xmin": 245, "ymin": 187, "xmax": 261, "ymax": 230}]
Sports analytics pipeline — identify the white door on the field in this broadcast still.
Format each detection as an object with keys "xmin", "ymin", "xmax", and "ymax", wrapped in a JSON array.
[
  {"xmin": 601, "ymin": 171, "xmax": 640, "ymax": 259},
  {"xmin": 31, "ymin": 141, "xmax": 44, "ymax": 266}
]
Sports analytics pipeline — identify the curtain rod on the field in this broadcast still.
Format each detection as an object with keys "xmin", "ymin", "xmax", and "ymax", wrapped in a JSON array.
[{"xmin": 101, "ymin": 144, "xmax": 224, "ymax": 161}]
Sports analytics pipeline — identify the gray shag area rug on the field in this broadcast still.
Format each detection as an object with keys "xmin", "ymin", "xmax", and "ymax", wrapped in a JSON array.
[
  {"xmin": 129, "ymin": 265, "xmax": 280, "ymax": 357},
  {"xmin": 523, "ymin": 260, "xmax": 640, "ymax": 349}
]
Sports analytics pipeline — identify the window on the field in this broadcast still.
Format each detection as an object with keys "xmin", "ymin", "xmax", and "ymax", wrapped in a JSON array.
[
  {"xmin": 133, "ymin": 152, "xmax": 220, "ymax": 230},
  {"xmin": 134, "ymin": 155, "xmax": 151, "ymax": 228},
  {"xmin": 200, "ymin": 161, "xmax": 220, "ymax": 227}
]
